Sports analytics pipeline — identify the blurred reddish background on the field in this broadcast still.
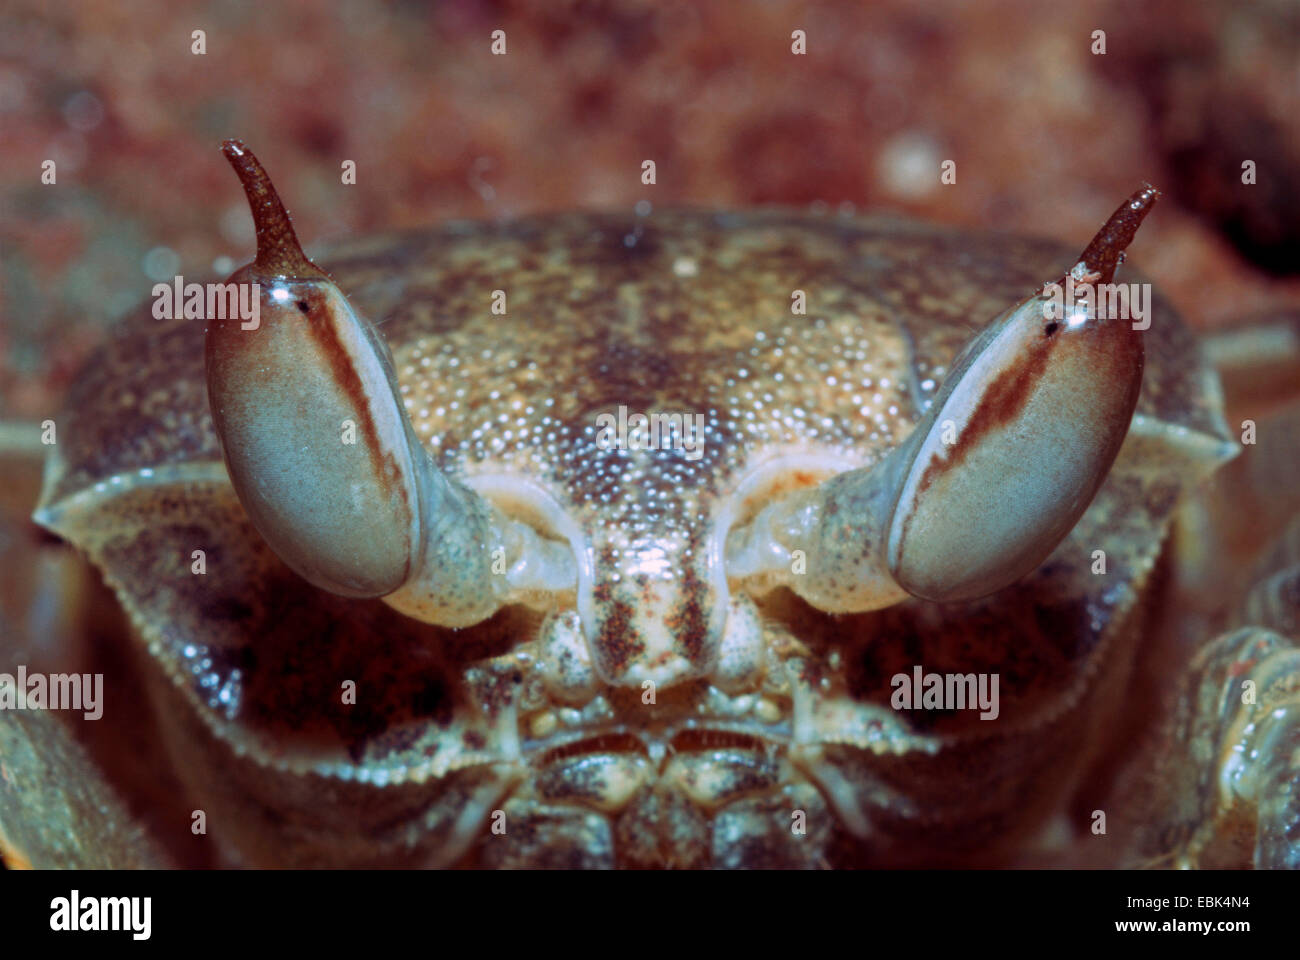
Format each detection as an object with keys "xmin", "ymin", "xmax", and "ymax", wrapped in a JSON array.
[{"xmin": 1, "ymin": 0, "xmax": 1298, "ymax": 421}]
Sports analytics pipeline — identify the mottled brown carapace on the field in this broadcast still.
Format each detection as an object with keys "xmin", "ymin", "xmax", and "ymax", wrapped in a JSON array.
[{"xmin": 29, "ymin": 178, "xmax": 1240, "ymax": 867}]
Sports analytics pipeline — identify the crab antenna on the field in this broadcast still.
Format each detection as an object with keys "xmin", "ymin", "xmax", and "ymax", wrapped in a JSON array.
[
  {"xmin": 220, "ymin": 139, "xmax": 328, "ymax": 280},
  {"xmin": 1078, "ymin": 183, "xmax": 1161, "ymax": 285}
]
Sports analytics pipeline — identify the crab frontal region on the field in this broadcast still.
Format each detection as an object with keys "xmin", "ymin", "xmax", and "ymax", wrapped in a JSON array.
[
  {"xmin": 554, "ymin": 420, "xmax": 741, "ymax": 688},
  {"xmin": 581, "ymin": 537, "xmax": 769, "ymax": 692},
  {"xmin": 585, "ymin": 528, "xmax": 727, "ymax": 688}
]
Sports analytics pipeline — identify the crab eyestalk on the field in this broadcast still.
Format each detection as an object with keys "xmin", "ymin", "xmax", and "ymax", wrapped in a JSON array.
[
  {"xmin": 886, "ymin": 186, "xmax": 1158, "ymax": 601},
  {"xmin": 205, "ymin": 141, "xmax": 502, "ymax": 622},
  {"xmin": 728, "ymin": 185, "xmax": 1159, "ymax": 609},
  {"xmin": 205, "ymin": 141, "xmax": 424, "ymax": 597}
]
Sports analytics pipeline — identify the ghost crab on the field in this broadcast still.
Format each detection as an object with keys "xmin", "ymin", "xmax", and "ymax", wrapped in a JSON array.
[{"xmin": 4, "ymin": 141, "xmax": 1298, "ymax": 868}]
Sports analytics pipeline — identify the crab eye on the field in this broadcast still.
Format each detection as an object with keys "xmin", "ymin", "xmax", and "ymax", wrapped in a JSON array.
[
  {"xmin": 885, "ymin": 187, "xmax": 1157, "ymax": 602},
  {"xmin": 725, "ymin": 185, "xmax": 1159, "ymax": 614},
  {"xmin": 885, "ymin": 293, "xmax": 1144, "ymax": 601},
  {"xmin": 205, "ymin": 141, "xmax": 423, "ymax": 597},
  {"xmin": 206, "ymin": 141, "xmax": 573, "ymax": 624}
]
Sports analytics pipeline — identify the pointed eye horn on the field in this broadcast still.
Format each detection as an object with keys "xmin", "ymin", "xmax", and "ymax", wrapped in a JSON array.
[
  {"xmin": 205, "ymin": 141, "xmax": 424, "ymax": 597},
  {"xmin": 885, "ymin": 186, "xmax": 1158, "ymax": 601}
]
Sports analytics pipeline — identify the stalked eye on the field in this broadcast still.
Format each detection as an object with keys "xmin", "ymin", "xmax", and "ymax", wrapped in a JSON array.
[
  {"xmin": 724, "ymin": 185, "xmax": 1159, "ymax": 614},
  {"xmin": 885, "ymin": 186, "xmax": 1157, "ymax": 602},
  {"xmin": 205, "ymin": 141, "xmax": 424, "ymax": 597},
  {"xmin": 205, "ymin": 141, "xmax": 573, "ymax": 626}
]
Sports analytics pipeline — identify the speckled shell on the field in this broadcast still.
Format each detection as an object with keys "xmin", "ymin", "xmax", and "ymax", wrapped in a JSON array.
[{"xmin": 31, "ymin": 210, "xmax": 1235, "ymax": 867}]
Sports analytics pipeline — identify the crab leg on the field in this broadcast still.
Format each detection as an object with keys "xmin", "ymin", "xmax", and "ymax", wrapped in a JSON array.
[{"xmin": 1153, "ymin": 617, "xmax": 1300, "ymax": 868}]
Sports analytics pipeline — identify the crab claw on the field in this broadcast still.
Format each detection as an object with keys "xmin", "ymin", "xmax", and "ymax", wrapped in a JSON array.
[{"xmin": 727, "ymin": 185, "xmax": 1159, "ymax": 609}]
